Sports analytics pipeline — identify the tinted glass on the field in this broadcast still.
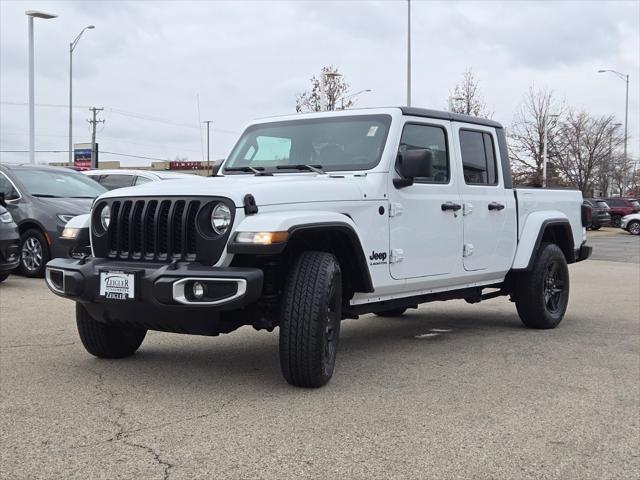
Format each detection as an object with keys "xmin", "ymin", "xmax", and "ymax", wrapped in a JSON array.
[
  {"xmin": 397, "ymin": 123, "xmax": 449, "ymax": 183},
  {"xmin": 460, "ymin": 130, "xmax": 498, "ymax": 185},
  {"xmin": 13, "ymin": 169, "xmax": 106, "ymax": 198},
  {"xmin": 99, "ymin": 175, "xmax": 135, "ymax": 190},
  {"xmin": 225, "ymin": 115, "xmax": 392, "ymax": 172},
  {"xmin": 135, "ymin": 176, "xmax": 153, "ymax": 186},
  {"xmin": 0, "ymin": 173, "xmax": 20, "ymax": 200}
]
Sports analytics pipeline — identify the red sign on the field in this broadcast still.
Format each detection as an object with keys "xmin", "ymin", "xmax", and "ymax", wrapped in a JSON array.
[
  {"xmin": 169, "ymin": 161, "xmax": 206, "ymax": 170},
  {"xmin": 74, "ymin": 159, "xmax": 92, "ymax": 169}
]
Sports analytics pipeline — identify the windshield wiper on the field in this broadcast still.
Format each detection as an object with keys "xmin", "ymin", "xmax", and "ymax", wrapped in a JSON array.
[
  {"xmin": 32, "ymin": 194, "xmax": 63, "ymax": 198},
  {"xmin": 275, "ymin": 164, "xmax": 325, "ymax": 174},
  {"xmin": 70, "ymin": 196, "xmax": 96, "ymax": 199},
  {"xmin": 224, "ymin": 166, "xmax": 272, "ymax": 176}
]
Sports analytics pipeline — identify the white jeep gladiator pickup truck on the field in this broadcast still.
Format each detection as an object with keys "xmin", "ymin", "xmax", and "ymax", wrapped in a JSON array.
[{"xmin": 46, "ymin": 107, "xmax": 591, "ymax": 388}]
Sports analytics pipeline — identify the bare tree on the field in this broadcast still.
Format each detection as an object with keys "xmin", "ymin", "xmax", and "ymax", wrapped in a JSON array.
[
  {"xmin": 508, "ymin": 86, "xmax": 565, "ymax": 186},
  {"xmin": 554, "ymin": 110, "xmax": 624, "ymax": 195},
  {"xmin": 295, "ymin": 66, "xmax": 353, "ymax": 113},
  {"xmin": 447, "ymin": 68, "xmax": 492, "ymax": 118}
]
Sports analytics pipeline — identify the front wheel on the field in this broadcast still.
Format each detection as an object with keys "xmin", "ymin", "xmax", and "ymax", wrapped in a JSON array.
[
  {"xmin": 19, "ymin": 229, "xmax": 50, "ymax": 278},
  {"xmin": 627, "ymin": 220, "xmax": 640, "ymax": 235},
  {"xmin": 279, "ymin": 251, "xmax": 342, "ymax": 388},
  {"xmin": 76, "ymin": 304, "xmax": 147, "ymax": 358},
  {"xmin": 590, "ymin": 225, "xmax": 601, "ymax": 231},
  {"xmin": 514, "ymin": 243, "xmax": 570, "ymax": 329}
]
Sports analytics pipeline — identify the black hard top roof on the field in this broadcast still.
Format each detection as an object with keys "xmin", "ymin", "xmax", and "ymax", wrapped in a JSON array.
[{"xmin": 400, "ymin": 107, "xmax": 503, "ymax": 129}]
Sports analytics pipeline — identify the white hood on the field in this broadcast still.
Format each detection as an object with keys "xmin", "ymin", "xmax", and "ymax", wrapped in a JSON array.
[{"xmin": 98, "ymin": 174, "xmax": 367, "ymax": 207}]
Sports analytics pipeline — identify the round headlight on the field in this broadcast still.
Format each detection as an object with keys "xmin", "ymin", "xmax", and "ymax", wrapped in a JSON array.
[
  {"xmin": 100, "ymin": 205, "xmax": 111, "ymax": 231},
  {"xmin": 211, "ymin": 203, "xmax": 231, "ymax": 235}
]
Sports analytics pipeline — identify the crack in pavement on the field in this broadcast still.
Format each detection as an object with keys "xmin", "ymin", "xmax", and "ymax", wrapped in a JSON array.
[{"xmin": 87, "ymin": 368, "xmax": 175, "ymax": 480}]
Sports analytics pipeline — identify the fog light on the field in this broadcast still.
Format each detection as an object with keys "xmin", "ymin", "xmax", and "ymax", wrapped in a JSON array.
[{"xmin": 192, "ymin": 281, "xmax": 205, "ymax": 300}]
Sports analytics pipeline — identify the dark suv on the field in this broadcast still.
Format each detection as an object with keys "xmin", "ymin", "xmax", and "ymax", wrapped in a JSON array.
[
  {"xmin": 604, "ymin": 197, "xmax": 640, "ymax": 227},
  {"xmin": 583, "ymin": 198, "xmax": 611, "ymax": 230}
]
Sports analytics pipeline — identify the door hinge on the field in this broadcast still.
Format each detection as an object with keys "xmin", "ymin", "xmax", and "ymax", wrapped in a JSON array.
[
  {"xmin": 390, "ymin": 248, "xmax": 404, "ymax": 263},
  {"xmin": 389, "ymin": 202, "xmax": 404, "ymax": 217},
  {"xmin": 463, "ymin": 202, "xmax": 473, "ymax": 216},
  {"xmin": 463, "ymin": 244, "xmax": 474, "ymax": 257}
]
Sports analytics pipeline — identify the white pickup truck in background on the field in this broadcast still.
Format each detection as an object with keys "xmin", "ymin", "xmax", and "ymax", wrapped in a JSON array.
[{"xmin": 46, "ymin": 107, "xmax": 591, "ymax": 388}]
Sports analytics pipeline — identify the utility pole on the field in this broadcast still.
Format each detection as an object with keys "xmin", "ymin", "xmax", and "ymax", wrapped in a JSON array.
[
  {"xmin": 542, "ymin": 113, "xmax": 559, "ymax": 188},
  {"xmin": 203, "ymin": 120, "xmax": 212, "ymax": 174},
  {"xmin": 88, "ymin": 107, "xmax": 104, "ymax": 169},
  {"xmin": 406, "ymin": 0, "xmax": 412, "ymax": 107}
]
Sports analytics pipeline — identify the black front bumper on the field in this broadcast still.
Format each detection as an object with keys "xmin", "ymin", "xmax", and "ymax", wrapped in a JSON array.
[{"xmin": 45, "ymin": 257, "xmax": 264, "ymax": 336}]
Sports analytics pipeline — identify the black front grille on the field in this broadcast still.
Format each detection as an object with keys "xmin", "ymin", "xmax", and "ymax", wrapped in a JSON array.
[{"xmin": 103, "ymin": 198, "xmax": 201, "ymax": 261}]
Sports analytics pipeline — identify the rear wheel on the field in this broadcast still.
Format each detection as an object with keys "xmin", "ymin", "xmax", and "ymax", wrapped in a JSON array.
[
  {"xmin": 19, "ymin": 229, "xmax": 50, "ymax": 278},
  {"xmin": 0, "ymin": 272, "xmax": 9, "ymax": 283},
  {"xmin": 514, "ymin": 243, "xmax": 569, "ymax": 329},
  {"xmin": 591, "ymin": 225, "xmax": 601, "ymax": 231},
  {"xmin": 375, "ymin": 308, "xmax": 407, "ymax": 317},
  {"xmin": 627, "ymin": 220, "xmax": 640, "ymax": 235},
  {"xmin": 279, "ymin": 251, "xmax": 342, "ymax": 388},
  {"xmin": 76, "ymin": 304, "xmax": 147, "ymax": 358}
]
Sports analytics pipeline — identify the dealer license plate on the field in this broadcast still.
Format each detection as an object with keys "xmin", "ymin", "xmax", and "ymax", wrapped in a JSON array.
[{"xmin": 99, "ymin": 271, "xmax": 136, "ymax": 300}]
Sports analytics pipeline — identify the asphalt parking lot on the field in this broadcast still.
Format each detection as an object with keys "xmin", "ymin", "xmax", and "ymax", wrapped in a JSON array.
[{"xmin": 1, "ymin": 233, "xmax": 639, "ymax": 479}]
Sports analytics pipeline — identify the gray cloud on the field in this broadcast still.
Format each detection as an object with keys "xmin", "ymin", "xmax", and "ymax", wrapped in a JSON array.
[{"xmin": 1, "ymin": 0, "xmax": 638, "ymax": 166}]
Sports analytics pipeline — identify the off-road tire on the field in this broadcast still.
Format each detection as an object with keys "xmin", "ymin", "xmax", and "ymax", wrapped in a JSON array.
[
  {"xmin": 76, "ymin": 304, "xmax": 147, "ymax": 358},
  {"xmin": 279, "ymin": 251, "xmax": 342, "ymax": 388},
  {"xmin": 375, "ymin": 308, "xmax": 407, "ymax": 317},
  {"xmin": 627, "ymin": 220, "xmax": 640, "ymax": 235},
  {"xmin": 19, "ymin": 229, "xmax": 50, "ymax": 278},
  {"xmin": 0, "ymin": 272, "xmax": 9, "ymax": 283},
  {"xmin": 514, "ymin": 242, "xmax": 569, "ymax": 329}
]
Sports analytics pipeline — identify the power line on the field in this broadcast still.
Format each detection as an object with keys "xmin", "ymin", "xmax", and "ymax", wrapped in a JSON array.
[
  {"xmin": 1, "ymin": 101, "xmax": 239, "ymax": 134},
  {"xmin": 1, "ymin": 149, "xmax": 173, "ymax": 162}
]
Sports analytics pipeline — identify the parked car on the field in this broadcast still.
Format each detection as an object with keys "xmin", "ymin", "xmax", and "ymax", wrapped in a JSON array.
[
  {"xmin": 0, "ymin": 202, "xmax": 20, "ymax": 283},
  {"xmin": 83, "ymin": 169, "xmax": 204, "ymax": 190},
  {"xmin": 46, "ymin": 107, "xmax": 590, "ymax": 388},
  {"xmin": 583, "ymin": 198, "xmax": 611, "ymax": 230},
  {"xmin": 603, "ymin": 197, "xmax": 640, "ymax": 227},
  {"xmin": 0, "ymin": 164, "xmax": 107, "ymax": 277},
  {"xmin": 620, "ymin": 213, "xmax": 640, "ymax": 235}
]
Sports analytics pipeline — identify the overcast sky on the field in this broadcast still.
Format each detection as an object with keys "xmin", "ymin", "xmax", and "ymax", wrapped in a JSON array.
[{"xmin": 1, "ymin": 0, "xmax": 638, "ymax": 166}]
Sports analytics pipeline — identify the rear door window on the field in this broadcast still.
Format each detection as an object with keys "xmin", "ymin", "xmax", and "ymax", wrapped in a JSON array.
[{"xmin": 459, "ymin": 130, "xmax": 498, "ymax": 185}]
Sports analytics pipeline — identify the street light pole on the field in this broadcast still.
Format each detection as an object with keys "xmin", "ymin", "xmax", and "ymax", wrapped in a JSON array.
[
  {"xmin": 69, "ymin": 26, "xmax": 95, "ymax": 165},
  {"xmin": 25, "ymin": 10, "xmax": 57, "ymax": 164},
  {"xmin": 598, "ymin": 69, "xmax": 630, "ymax": 175},
  {"xmin": 203, "ymin": 121, "xmax": 212, "ymax": 174},
  {"xmin": 406, "ymin": 0, "xmax": 411, "ymax": 106}
]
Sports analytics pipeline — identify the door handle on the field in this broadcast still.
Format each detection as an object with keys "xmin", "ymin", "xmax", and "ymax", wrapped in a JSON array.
[
  {"xmin": 488, "ymin": 202, "xmax": 505, "ymax": 211},
  {"xmin": 441, "ymin": 202, "xmax": 462, "ymax": 212}
]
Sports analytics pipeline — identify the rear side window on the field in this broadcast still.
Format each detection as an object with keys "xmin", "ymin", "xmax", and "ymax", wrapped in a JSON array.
[
  {"xmin": 397, "ymin": 123, "xmax": 449, "ymax": 183},
  {"xmin": 459, "ymin": 130, "xmax": 498, "ymax": 185},
  {"xmin": 99, "ymin": 174, "xmax": 135, "ymax": 190},
  {"xmin": 135, "ymin": 176, "xmax": 152, "ymax": 186}
]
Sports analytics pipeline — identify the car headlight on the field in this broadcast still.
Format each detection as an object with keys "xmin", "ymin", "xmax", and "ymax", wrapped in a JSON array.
[
  {"xmin": 210, "ymin": 203, "xmax": 231, "ymax": 235},
  {"xmin": 57, "ymin": 214, "xmax": 76, "ymax": 224},
  {"xmin": 100, "ymin": 205, "xmax": 111, "ymax": 231},
  {"xmin": 0, "ymin": 211, "xmax": 14, "ymax": 224}
]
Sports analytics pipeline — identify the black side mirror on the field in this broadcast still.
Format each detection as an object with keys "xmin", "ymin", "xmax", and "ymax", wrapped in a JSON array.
[{"xmin": 394, "ymin": 149, "xmax": 433, "ymax": 188}]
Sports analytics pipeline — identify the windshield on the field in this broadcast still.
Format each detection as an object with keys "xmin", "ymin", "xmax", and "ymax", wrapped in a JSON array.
[
  {"xmin": 14, "ymin": 169, "xmax": 107, "ymax": 198},
  {"xmin": 224, "ymin": 115, "xmax": 392, "ymax": 173},
  {"xmin": 596, "ymin": 201, "xmax": 609, "ymax": 208},
  {"xmin": 631, "ymin": 200, "xmax": 640, "ymax": 208}
]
